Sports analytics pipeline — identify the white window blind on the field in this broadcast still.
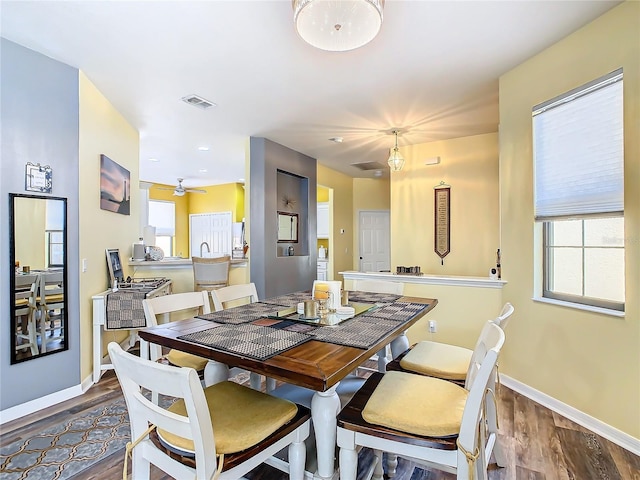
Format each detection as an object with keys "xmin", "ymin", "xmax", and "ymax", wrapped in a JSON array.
[
  {"xmin": 148, "ymin": 200, "xmax": 175, "ymax": 236},
  {"xmin": 533, "ymin": 69, "xmax": 623, "ymax": 220}
]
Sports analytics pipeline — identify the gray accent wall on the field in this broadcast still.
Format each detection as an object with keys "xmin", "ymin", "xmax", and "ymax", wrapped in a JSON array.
[
  {"xmin": 1, "ymin": 39, "xmax": 81, "ymax": 410},
  {"xmin": 249, "ymin": 138, "xmax": 317, "ymax": 299}
]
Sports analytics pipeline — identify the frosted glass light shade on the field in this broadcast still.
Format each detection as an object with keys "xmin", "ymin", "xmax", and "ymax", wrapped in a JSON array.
[{"xmin": 293, "ymin": 0, "xmax": 384, "ymax": 52}]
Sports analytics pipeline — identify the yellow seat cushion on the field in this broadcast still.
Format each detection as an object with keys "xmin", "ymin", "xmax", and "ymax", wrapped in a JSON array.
[
  {"xmin": 400, "ymin": 341, "xmax": 472, "ymax": 380},
  {"xmin": 166, "ymin": 350, "xmax": 209, "ymax": 371},
  {"xmin": 157, "ymin": 381, "xmax": 298, "ymax": 454},
  {"xmin": 362, "ymin": 371, "xmax": 468, "ymax": 437}
]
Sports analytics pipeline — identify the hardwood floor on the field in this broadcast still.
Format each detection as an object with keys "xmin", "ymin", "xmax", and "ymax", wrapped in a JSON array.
[{"xmin": 2, "ymin": 369, "xmax": 638, "ymax": 480}]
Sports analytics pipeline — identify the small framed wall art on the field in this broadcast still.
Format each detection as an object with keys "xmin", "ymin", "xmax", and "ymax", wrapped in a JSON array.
[{"xmin": 25, "ymin": 162, "xmax": 52, "ymax": 193}]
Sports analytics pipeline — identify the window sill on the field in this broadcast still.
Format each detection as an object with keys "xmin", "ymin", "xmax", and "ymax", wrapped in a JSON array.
[{"xmin": 532, "ymin": 296, "xmax": 624, "ymax": 318}]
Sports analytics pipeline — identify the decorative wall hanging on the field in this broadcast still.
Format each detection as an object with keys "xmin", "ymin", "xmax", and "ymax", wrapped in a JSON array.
[
  {"xmin": 25, "ymin": 162, "xmax": 52, "ymax": 193},
  {"xmin": 434, "ymin": 181, "xmax": 451, "ymax": 265},
  {"xmin": 100, "ymin": 154, "xmax": 130, "ymax": 215}
]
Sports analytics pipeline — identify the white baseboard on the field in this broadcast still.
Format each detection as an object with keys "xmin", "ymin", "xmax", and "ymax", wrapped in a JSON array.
[
  {"xmin": 501, "ymin": 374, "xmax": 640, "ymax": 456},
  {"xmin": 0, "ymin": 373, "xmax": 94, "ymax": 426}
]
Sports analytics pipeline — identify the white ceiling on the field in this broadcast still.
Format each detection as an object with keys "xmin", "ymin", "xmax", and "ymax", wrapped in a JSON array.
[{"xmin": 1, "ymin": 0, "xmax": 619, "ymax": 188}]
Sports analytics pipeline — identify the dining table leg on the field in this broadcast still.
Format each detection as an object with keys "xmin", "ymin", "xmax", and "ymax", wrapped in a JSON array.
[
  {"xmin": 311, "ymin": 384, "xmax": 341, "ymax": 480},
  {"xmin": 204, "ymin": 360, "xmax": 230, "ymax": 386}
]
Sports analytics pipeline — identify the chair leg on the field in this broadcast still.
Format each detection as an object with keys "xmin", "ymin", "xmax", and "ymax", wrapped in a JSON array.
[
  {"xmin": 339, "ymin": 446, "xmax": 358, "ymax": 480},
  {"xmin": 266, "ymin": 377, "xmax": 277, "ymax": 393},
  {"xmin": 250, "ymin": 372, "xmax": 262, "ymax": 390},
  {"xmin": 372, "ymin": 450, "xmax": 384, "ymax": 480},
  {"xmin": 386, "ymin": 453, "xmax": 398, "ymax": 478},
  {"xmin": 131, "ymin": 450, "xmax": 151, "ymax": 480},
  {"xmin": 288, "ymin": 436, "xmax": 307, "ymax": 480}
]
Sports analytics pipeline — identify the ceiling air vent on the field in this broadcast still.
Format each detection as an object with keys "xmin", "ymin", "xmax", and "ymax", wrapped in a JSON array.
[
  {"xmin": 351, "ymin": 161, "xmax": 387, "ymax": 171},
  {"xmin": 181, "ymin": 94, "xmax": 216, "ymax": 110}
]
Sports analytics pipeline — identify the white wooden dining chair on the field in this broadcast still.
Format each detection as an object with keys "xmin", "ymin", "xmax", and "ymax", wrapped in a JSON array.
[
  {"xmin": 337, "ymin": 322, "xmax": 506, "ymax": 480},
  {"xmin": 210, "ymin": 283, "xmax": 275, "ymax": 392},
  {"xmin": 108, "ymin": 342, "xmax": 311, "ymax": 480},
  {"xmin": 393, "ymin": 302, "xmax": 515, "ymax": 384},
  {"xmin": 14, "ymin": 273, "xmax": 40, "ymax": 356},
  {"xmin": 142, "ymin": 291, "xmax": 212, "ymax": 376},
  {"xmin": 37, "ymin": 271, "xmax": 65, "ymax": 353}
]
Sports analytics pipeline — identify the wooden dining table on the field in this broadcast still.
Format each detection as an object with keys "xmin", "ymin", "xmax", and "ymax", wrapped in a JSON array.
[{"xmin": 138, "ymin": 292, "xmax": 437, "ymax": 480}]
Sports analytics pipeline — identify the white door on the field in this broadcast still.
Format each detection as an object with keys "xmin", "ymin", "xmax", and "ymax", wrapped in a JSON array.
[
  {"xmin": 190, "ymin": 212, "xmax": 232, "ymax": 257},
  {"xmin": 359, "ymin": 210, "xmax": 390, "ymax": 272}
]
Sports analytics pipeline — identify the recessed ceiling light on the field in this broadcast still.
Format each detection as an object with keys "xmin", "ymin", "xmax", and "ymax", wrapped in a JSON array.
[
  {"xmin": 199, "ymin": 169, "xmax": 208, "ymax": 173},
  {"xmin": 329, "ymin": 137, "xmax": 344, "ymax": 143},
  {"xmin": 197, "ymin": 146, "xmax": 209, "ymax": 151},
  {"xmin": 238, "ymin": 178, "xmax": 245, "ymax": 183},
  {"xmin": 149, "ymin": 158, "xmax": 159, "ymax": 162}
]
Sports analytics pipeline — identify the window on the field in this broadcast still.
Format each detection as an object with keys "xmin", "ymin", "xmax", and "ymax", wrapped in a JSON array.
[
  {"xmin": 47, "ymin": 231, "xmax": 64, "ymax": 267},
  {"xmin": 148, "ymin": 200, "xmax": 175, "ymax": 256},
  {"xmin": 533, "ymin": 69, "xmax": 624, "ymax": 311}
]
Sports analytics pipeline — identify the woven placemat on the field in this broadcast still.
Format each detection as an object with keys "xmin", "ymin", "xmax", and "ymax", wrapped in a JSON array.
[
  {"xmin": 346, "ymin": 291, "xmax": 402, "ymax": 304},
  {"xmin": 358, "ymin": 302, "xmax": 429, "ymax": 322},
  {"xmin": 197, "ymin": 302, "xmax": 289, "ymax": 325},
  {"xmin": 259, "ymin": 291, "xmax": 312, "ymax": 307},
  {"xmin": 178, "ymin": 324, "xmax": 311, "ymax": 361},
  {"xmin": 310, "ymin": 316, "xmax": 401, "ymax": 349},
  {"xmin": 105, "ymin": 290, "xmax": 147, "ymax": 330},
  {"xmin": 309, "ymin": 302, "xmax": 429, "ymax": 349}
]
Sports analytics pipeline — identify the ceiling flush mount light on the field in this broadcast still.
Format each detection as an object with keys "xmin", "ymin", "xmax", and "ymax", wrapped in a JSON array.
[
  {"xmin": 293, "ymin": 0, "xmax": 384, "ymax": 52},
  {"xmin": 388, "ymin": 130, "xmax": 405, "ymax": 172}
]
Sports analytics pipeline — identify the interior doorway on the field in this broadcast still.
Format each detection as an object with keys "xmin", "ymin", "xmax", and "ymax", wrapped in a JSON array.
[{"xmin": 358, "ymin": 210, "xmax": 390, "ymax": 272}]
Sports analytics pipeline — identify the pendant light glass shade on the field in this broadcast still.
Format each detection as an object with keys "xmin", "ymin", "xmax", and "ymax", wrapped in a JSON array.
[
  {"xmin": 388, "ymin": 130, "xmax": 405, "ymax": 171},
  {"xmin": 292, "ymin": 0, "xmax": 384, "ymax": 52}
]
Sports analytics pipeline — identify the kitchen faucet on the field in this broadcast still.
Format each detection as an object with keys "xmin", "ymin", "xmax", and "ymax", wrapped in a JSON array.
[{"xmin": 200, "ymin": 241, "xmax": 210, "ymax": 257}]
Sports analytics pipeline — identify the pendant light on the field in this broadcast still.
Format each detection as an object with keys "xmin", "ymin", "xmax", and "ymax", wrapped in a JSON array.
[{"xmin": 388, "ymin": 130, "xmax": 405, "ymax": 172}]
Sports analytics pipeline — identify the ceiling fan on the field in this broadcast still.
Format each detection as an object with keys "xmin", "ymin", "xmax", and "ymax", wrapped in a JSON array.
[{"xmin": 157, "ymin": 178, "xmax": 207, "ymax": 196}]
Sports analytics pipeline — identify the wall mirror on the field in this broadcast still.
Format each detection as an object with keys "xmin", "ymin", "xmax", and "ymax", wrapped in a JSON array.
[
  {"xmin": 10, "ymin": 193, "xmax": 68, "ymax": 364},
  {"xmin": 277, "ymin": 211, "xmax": 298, "ymax": 243}
]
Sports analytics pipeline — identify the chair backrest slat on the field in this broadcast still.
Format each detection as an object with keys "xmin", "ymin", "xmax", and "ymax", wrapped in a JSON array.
[{"xmin": 210, "ymin": 283, "xmax": 259, "ymax": 311}]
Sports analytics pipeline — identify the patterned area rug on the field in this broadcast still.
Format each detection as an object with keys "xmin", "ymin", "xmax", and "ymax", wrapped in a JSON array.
[
  {"xmin": 1, "ymin": 398, "xmax": 132, "ymax": 479},
  {"xmin": 0, "ymin": 373, "xmax": 251, "ymax": 480}
]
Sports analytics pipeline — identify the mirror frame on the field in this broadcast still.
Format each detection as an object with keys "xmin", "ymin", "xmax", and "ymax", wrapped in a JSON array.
[
  {"xmin": 277, "ymin": 211, "xmax": 298, "ymax": 243},
  {"xmin": 10, "ymin": 193, "xmax": 69, "ymax": 364}
]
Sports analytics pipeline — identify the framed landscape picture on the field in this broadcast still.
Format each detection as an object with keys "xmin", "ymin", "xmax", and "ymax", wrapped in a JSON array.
[{"xmin": 100, "ymin": 154, "xmax": 130, "ymax": 215}]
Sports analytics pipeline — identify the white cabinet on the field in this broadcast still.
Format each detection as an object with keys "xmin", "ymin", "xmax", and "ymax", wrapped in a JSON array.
[
  {"xmin": 317, "ymin": 202, "xmax": 329, "ymax": 239},
  {"xmin": 317, "ymin": 261, "xmax": 328, "ymax": 281}
]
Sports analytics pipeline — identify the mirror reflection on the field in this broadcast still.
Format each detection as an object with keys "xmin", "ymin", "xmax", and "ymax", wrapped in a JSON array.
[
  {"xmin": 10, "ymin": 194, "xmax": 68, "ymax": 364},
  {"xmin": 277, "ymin": 211, "xmax": 298, "ymax": 243}
]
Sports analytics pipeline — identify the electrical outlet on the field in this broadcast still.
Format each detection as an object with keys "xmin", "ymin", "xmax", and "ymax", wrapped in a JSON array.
[{"xmin": 429, "ymin": 320, "xmax": 437, "ymax": 333}]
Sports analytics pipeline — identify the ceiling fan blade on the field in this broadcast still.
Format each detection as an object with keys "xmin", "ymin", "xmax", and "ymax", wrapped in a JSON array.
[
  {"xmin": 156, "ymin": 186, "xmax": 175, "ymax": 191},
  {"xmin": 186, "ymin": 188, "xmax": 207, "ymax": 194}
]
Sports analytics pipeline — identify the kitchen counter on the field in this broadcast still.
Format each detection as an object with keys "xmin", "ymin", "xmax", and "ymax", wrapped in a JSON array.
[{"xmin": 129, "ymin": 257, "xmax": 248, "ymax": 267}]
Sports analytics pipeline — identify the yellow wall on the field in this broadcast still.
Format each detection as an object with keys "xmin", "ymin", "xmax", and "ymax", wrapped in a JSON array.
[
  {"xmin": 317, "ymin": 186, "xmax": 330, "ymax": 203},
  {"xmin": 15, "ymin": 199, "xmax": 46, "ymax": 269},
  {"xmin": 317, "ymin": 165, "xmax": 353, "ymax": 280},
  {"xmin": 78, "ymin": 72, "xmax": 140, "ymax": 380},
  {"xmin": 499, "ymin": 1, "xmax": 639, "ymax": 439},
  {"xmin": 148, "ymin": 182, "xmax": 245, "ymax": 258},
  {"xmin": 391, "ymin": 133, "xmax": 499, "ymax": 276}
]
